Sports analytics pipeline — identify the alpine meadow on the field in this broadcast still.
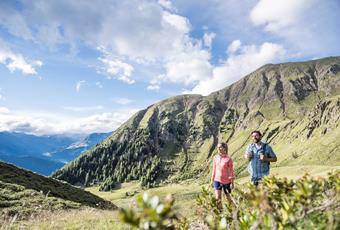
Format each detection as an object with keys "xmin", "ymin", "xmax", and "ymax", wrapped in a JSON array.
[{"xmin": 1, "ymin": 0, "xmax": 340, "ymax": 229}]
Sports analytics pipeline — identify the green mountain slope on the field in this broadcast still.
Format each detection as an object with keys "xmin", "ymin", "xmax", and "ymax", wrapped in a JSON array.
[
  {"xmin": 52, "ymin": 56, "xmax": 340, "ymax": 190},
  {"xmin": 0, "ymin": 161, "xmax": 116, "ymax": 220}
]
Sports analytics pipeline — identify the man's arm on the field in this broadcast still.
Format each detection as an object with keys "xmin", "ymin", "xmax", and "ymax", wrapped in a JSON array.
[
  {"xmin": 244, "ymin": 145, "xmax": 252, "ymax": 161},
  {"xmin": 264, "ymin": 145, "xmax": 277, "ymax": 162},
  {"xmin": 265, "ymin": 155, "xmax": 277, "ymax": 162},
  {"xmin": 244, "ymin": 152, "xmax": 252, "ymax": 161}
]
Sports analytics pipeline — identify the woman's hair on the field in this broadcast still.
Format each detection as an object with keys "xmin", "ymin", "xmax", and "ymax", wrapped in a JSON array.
[{"xmin": 218, "ymin": 142, "xmax": 228, "ymax": 149}]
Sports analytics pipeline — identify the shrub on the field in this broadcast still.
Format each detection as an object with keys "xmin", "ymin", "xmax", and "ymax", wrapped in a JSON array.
[
  {"xmin": 196, "ymin": 171, "xmax": 340, "ymax": 229},
  {"xmin": 119, "ymin": 193, "xmax": 188, "ymax": 229}
]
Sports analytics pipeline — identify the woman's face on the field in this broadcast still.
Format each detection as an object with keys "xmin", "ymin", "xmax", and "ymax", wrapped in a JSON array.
[{"xmin": 217, "ymin": 144, "xmax": 227, "ymax": 154}]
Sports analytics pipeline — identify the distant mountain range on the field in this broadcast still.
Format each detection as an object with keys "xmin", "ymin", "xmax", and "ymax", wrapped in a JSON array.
[
  {"xmin": 0, "ymin": 131, "xmax": 111, "ymax": 175},
  {"xmin": 52, "ymin": 56, "xmax": 340, "ymax": 190}
]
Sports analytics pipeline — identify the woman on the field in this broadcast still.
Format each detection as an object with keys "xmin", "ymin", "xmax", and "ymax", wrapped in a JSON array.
[{"xmin": 210, "ymin": 142, "xmax": 235, "ymax": 209}]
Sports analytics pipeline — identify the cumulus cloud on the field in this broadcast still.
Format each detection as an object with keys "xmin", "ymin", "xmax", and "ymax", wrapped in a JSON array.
[
  {"xmin": 95, "ymin": 81, "xmax": 103, "ymax": 88},
  {"xmin": 163, "ymin": 43, "xmax": 213, "ymax": 85},
  {"xmin": 99, "ymin": 57, "xmax": 135, "ymax": 84},
  {"xmin": 250, "ymin": 0, "xmax": 310, "ymax": 32},
  {"xmin": 0, "ymin": 88, "xmax": 4, "ymax": 101},
  {"xmin": 189, "ymin": 41, "xmax": 286, "ymax": 95},
  {"xmin": 250, "ymin": 0, "xmax": 340, "ymax": 56},
  {"xmin": 227, "ymin": 40, "xmax": 242, "ymax": 55},
  {"xmin": 111, "ymin": 97, "xmax": 133, "ymax": 105},
  {"xmin": 0, "ymin": 109, "xmax": 138, "ymax": 135},
  {"xmin": 158, "ymin": 0, "xmax": 176, "ymax": 11},
  {"xmin": 76, "ymin": 80, "xmax": 86, "ymax": 92},
  {"xmin": 147, "ymin": 85, "xmax": 160, "ymax": 91},
  {"xmin": 203, "ymin": 32, "xmax": 216, "ymax": 49},
  {"xmin": 0, "ymin": 40, "xmax": 43, "ymax": 75},
  {"xmin": 0, "ymin": 1, "xmax": 217, "ymax": 86},
  {"xmin": 63, "ymin": 105, "xmax": 103, "ymax": 112},
  {"xmin": 0, "ymin": 107, "xmax": 10, "ymax": 114}
]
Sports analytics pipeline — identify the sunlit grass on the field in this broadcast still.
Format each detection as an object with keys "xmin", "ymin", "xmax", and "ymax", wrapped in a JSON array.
[{"xmin": 3, "ymin": 165, "xmax": 339, "ymax": 229}]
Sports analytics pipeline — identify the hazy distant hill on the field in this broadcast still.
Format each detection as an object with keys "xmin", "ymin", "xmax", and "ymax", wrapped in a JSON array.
[
  {"xmin": 51, "ymin": 132, "xmax": 112, "ymax": 163},
  {"xmin": 53, "ymin": 56, "xmax": 340, "ymax": 190},
  {"xmin": 0, "ymin": 132, "xmax": 111, "ymax": 175}
]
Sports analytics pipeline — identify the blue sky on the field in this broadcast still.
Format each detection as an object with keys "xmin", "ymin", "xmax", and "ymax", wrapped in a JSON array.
[{"xmin": 0, "ymin": 0, "xmax": 339, "ymax": 135}]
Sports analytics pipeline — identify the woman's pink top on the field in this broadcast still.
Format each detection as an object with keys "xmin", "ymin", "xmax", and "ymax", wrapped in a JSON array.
[{"xmin": 212, "ymin": 154, "xmax": 235, "ymax": 184}]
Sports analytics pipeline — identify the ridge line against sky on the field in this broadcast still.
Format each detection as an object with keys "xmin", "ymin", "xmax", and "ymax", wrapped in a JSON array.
[{"xmin": 0, "ymin": 0, "xmax": 339, "ymax": 135}]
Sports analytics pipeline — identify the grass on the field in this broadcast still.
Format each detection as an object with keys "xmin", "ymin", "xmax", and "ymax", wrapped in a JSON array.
[
  {"xmin": 1, "ymin": 208, "xmax": 127, "ymax": 230},
  {"xmin": 3, "ymin": 164, "xmax": 338, "ymax": 229},
  {"xmin": 0, "ymin": 162, "xmax": 115, "ymax": 209},
  {"xmin": 0, "ymin": 180, "xmax": 81, "ymax": 221}
]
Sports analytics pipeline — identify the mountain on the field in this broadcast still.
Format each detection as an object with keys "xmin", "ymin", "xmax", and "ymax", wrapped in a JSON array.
[
  {"xmin": 0, "ymin": 132, "xmax": 111, "ymax": 175},
  {"xmin": 0, "ymin": 132, "xmax": 77, "ymax": 157},
  {"xmin": 52, "ymin": 56, "xmax": 340, "ymax": 190},
  {"xmin": 50, "ymin": 132, "xmax": 112, "ymax": 163},
  {"xmin": 0, "ymin": 161, "xmax": 116, "ymax": 220},
  {"xmin": 0, "ymin": 154, "xmax": 64, "ymax": 176}
]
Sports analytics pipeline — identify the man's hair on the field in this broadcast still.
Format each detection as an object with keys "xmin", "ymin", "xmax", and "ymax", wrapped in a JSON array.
[{"xmin": 251, "ymin": 130, "xmax": 262, "ymax": 136}]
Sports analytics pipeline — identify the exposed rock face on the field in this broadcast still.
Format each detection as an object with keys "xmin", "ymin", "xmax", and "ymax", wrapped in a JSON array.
[{"xmin": 53, "ymin": 57, "xmax": 340, "ymax": 189}]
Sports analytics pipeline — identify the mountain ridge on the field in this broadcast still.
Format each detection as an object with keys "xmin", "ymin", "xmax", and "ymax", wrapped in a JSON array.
[{"xmin": 53, "ymin": 56, "xmax": 340, "ymax": 190}]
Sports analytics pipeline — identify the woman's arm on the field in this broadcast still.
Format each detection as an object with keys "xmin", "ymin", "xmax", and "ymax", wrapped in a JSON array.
[
  {"xmin": 210, "ymin": 157, "xmax": 216, "ymax": 186},
  {"xmin": 229, "ymin": 159, "xmax": 235, "ymax": 186}
]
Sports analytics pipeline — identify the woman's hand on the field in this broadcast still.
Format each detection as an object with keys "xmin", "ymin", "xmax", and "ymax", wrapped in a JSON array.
[{"xmin": 231, "ymin": 181, "xmax": 235, "ymax": 189}]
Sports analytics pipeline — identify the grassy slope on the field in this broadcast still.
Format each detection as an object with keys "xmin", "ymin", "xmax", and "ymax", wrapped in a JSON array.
[
  {"xmin": 0, "ymin": 161, "xmax": 116, "ymax": 224},
  {"xmin": 8, "ymin": 166, "xmax": 339, "ymax": 229}
]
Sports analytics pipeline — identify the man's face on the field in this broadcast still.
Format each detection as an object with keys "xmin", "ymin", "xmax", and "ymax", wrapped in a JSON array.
[{"xmin": 251, "ymin": 133, "xmax": 262, "ymax": 143}]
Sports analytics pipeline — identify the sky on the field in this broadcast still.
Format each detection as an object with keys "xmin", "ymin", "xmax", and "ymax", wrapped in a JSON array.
[{"xmin": 0, "ymin": 0, "xmax": 339, "ymax": 135}]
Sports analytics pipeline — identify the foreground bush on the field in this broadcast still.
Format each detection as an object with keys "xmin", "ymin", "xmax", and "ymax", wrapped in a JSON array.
[
  {"xmin": 119, "ymin": 193, "xmax": 188, "ymax": 229},
  {"xmin": 197, "ymin": 171, "xmax": 340, "ymax": 230},
  {"xmin": 120, "ymin": 171, "xmax": 339, "ymax": 229}
]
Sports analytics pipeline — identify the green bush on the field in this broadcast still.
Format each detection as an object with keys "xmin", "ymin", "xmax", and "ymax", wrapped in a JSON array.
[
  {"xmin": 119, "ymin": 171, "xmax": 339, "ymax": 229},
  {"xmin": 119, "ymin": 193, "xmax": 188, "ymax": 229},
  {"xmin": 196, "ymin": 171, "xmax": 340, "ymax": 229}
]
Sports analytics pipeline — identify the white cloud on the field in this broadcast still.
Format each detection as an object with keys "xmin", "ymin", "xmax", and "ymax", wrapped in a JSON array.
[
  {"xmin": 189, "ymin": 41, "xmax": 286, "ymax": 96},
  {"xmin": 0, "ymin": 88, "xmax": 4, "ymax": 101},
  {"xmin": 95, "ymin": 81, "xmax": 103, "ymax": 88},
  {"xmin": 0, "ymin": 109, "xmax": 138, "ymax": 135},
  {"xmin": 250, "ymin": 0, "xmax": 311, "ymax": 32},
  {"xmin": 76, "ymin": 80, "xmax": 86, "ymax": 92},
  {"xmin": 63, "ymin": 106, "xmax": 103, "ymax": 112},
  {"xmin": 203, "ymin": 32, "xmax": 216, "ymax": 49},
  {"xmin": 0, "ymin": 1, "xmax": 216, "ymax": 86},
  {"xmin": 0, "ymin": 4, "xmax": 33, "ymax": 40},
  {"xmin": 164, "ymin": 43, "xmax": 213, "ymax": 85},
  {"xmin": 99, "ymin": 57, "xmax": 135, "ymax": 84},
  {"xmin": 227, "ymin": 40, "xmax": 242, "ymax": 55},
  {"xmin": 147, "ymin": 84, "xmax": 160, "ymax": 91},
  {"xmin": 158, "ymin": 0, "xmax": 176, "ymax": 11},
  {"xmin": 250, "ymin": 0, "xmax": 340, "ymax": 56},
  {"xmin": 0, "ymin": 40, "xmax": 43, "ymax": 75},
  {"xmin": 0, "ymin": 107, "xmax": 10, "ymax": 114},
  {"xmin": 111, "ymin": 98, "xmax": 133, "ymax": 105}
]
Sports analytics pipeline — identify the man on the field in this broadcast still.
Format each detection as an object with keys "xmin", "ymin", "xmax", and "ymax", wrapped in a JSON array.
[{"xmin": 244, "ymin": 130, "xmax": 277, "ymax": 186}]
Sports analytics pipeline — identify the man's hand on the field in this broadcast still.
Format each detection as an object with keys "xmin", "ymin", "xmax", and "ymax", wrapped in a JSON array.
[
  {"xmin": 210, "ymin": 181, "xmax": 214, "ymax": 188},
  {"xmin": 266, "ymin": 156, "xmax": 277, "ymax": 162},
  {"xmin": 244, "ymin": 152, "xmax": 252, "ymax": 161}
]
